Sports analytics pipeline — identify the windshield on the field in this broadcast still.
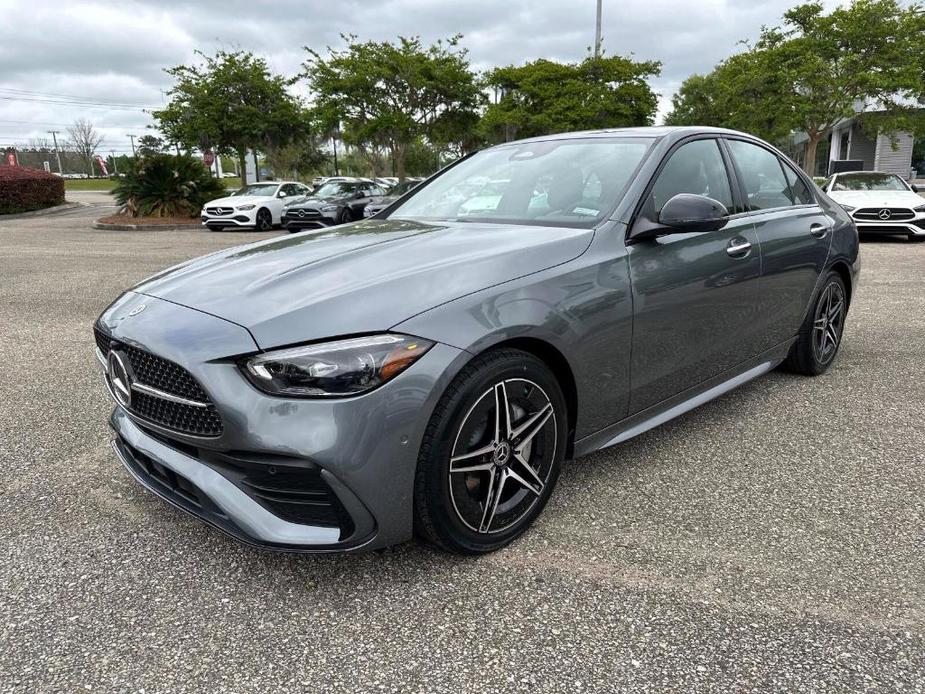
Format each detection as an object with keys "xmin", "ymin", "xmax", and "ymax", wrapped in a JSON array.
[
  {"xmin": 390, "ymin": 180, "xmax": 419, "ymax": 196},
  {"xmin": 233, "ymin": 184, "xmax": 279, "ymax": 197},
  {"xmin": 316, "ymin": 181, "xmax": 358, "ymax": 197},
  {"xmin": 832, "ymin": 173, "xmax": 909, "ymax": 192},
  {"xmin": 388, "ymin": 137, "xmax": 654, "ymax": 227}
]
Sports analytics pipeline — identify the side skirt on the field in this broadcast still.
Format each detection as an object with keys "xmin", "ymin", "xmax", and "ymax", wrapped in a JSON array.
[{"xmin": 573, "ymin": 340, "xmax": 794, "ymax": 458}]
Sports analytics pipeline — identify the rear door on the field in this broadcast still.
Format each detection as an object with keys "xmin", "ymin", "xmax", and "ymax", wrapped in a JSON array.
[
  {"xmin": 723, "ymin": 138, "xmax": 833, "ymax": 347},
  {"xmin": 626, "ymin": 136, "xmax": 764, "ymax": 413}
]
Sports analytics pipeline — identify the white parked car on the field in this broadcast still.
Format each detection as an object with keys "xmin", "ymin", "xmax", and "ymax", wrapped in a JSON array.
[
  {"xmin": 200, "ymin": 181, "xmax": 310, "ymax": 232},
  {"xmin": 821, "ymin": 171, "xmax": 925, "ymax": 241}
]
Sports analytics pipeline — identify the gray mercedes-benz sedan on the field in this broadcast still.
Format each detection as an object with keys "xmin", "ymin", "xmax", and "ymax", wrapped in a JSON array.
[{"xmin": 95, "ymin": 127, "xmax": 859, "ymax": 555}]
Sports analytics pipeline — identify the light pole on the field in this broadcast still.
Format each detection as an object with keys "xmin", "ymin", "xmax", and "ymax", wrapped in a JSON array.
[
  {"xmin": 127, "ymin": 134, "xmax": 136, "ymax": 157},
  {"xmin": 47, "ymin": 130, "xmax": 63, "ymax": 174},
  {"xmin": 110, "ymin": 151, "xmax": 118, "ymax": 175},
  {"xmin": 594, "ymin": 0, "xmax": 603, "ymax": 57}
]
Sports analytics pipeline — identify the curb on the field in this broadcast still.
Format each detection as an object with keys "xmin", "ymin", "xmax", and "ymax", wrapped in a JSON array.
[
  {"xmin": 93, "ymin": 220, "xmax": 204, "ymax": 231},
  {"xmin": 0, "ymin": 202, "xmax": 85, "ymax": 219}
]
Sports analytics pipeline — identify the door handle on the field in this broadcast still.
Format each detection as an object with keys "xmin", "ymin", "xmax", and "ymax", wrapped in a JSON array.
[
  {"xmin": 726, "ymin": 238, "xmax": 752, "ymax": 257},
  {"xmin": 810, "ymin": 222, "xmax": 830, "ymax": 238}
]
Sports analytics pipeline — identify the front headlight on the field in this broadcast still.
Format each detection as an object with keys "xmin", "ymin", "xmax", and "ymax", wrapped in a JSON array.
[
  {"xmin": 242, "ymin": 334, "xmax": 434, "ymax": 398},
  {"xmin": 236, "ymin": 204, "xmax": 256, "ymax": 211},
  {"xmin": 914, "ymin": 204, "xmax": 925, "ymax": 212},
  {"xmin": 320, "ymin": 204, "xmax": 339, "ymax": 213},
  {"xmin": 839, "ymin": 204, "xmax": 856, "ymax": 212}
]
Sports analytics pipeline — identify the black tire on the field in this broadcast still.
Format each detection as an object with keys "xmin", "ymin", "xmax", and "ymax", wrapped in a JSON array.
[
  {"xmin": 413, "ymin": 349, "xmax": 567, "ymax": 554},
  {"xmin": 337, "ymin": 207, "xmax": 353, "ymax": 225},
  {"xmin": 783, "ymin": 270, "xmax": 848, "ymax": 376},
  {"xmin": 255, "ymin": 208, "xmax": 273, "ymax": 231},
  {"xmin": 207, "ymin": 226, "xmax": 224, "ymax": 232}
]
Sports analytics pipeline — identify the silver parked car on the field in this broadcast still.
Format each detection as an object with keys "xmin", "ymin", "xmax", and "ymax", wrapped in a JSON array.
[{"xmin": 95, "ymin": 127, "xmax": 859, "ymax": 554}]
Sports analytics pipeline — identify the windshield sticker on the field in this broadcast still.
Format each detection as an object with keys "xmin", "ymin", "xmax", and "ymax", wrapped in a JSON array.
[{"xmin": 573, "ymin": 207, "xmax": 600, "ymax": 216}]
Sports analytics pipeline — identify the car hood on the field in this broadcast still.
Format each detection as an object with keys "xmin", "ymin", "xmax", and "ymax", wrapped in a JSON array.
[
  {"xmin": 132, "ymin": 218, "xmax": 594, "ymax": 349},
  {"xmin": 286, "ymin": 194, "xmax": 352, "ymax": 208},
  {"xmin": 206, "ymin": 194, "xmax": 273, "ymax": 207},
  {"xmin": 827, "ymin": 190, "xmax": 924, "ymax": 208}
]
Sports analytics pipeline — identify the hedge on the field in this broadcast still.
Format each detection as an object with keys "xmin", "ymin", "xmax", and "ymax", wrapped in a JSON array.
[{"xmin": 0, "ymin": 166, "xmax": 66, "ymax": 215}]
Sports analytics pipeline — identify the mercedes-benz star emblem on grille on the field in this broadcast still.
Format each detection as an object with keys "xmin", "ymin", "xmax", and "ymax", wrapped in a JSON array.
[
  {"xmin": 107, "ymin": 350, "xmax": 133, "ymax": 408},
  {"xmin": 298, "ymin": 209, "xmax": 306, "ymax": 217},
  {"xmin": 127, "ymin": 303, "xmax": 147, "ymax": 317},
  {"xmin": 878, "ymin": 208, "xmax": 892, "ymax": 220}
]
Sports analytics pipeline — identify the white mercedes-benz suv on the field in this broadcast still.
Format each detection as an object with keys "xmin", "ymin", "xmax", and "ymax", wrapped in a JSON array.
[
  {"xmin": 821, "ymin": 171, "xmax": 925, "ymax": 241},
  {"xmin": 201, "ymin": 181, "xmax": 311, "ymax": 232}
]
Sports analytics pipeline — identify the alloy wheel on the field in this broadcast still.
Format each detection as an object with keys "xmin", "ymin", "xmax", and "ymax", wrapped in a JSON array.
[
  {"xmin": 448, "ymin": 378, "xmax": 557, "ymax": 535},
  {"xmin": 812, "ymin": 281, "xmax": 846, "ymax": 365},
  {"xmin": 256, "ymin": 209, "xmax": 272, "ymax": 231}
]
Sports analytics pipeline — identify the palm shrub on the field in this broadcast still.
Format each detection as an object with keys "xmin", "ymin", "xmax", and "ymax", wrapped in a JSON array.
[{"xmin": 114, "ymin": 153, "xmax": 225, "ymax": 217}]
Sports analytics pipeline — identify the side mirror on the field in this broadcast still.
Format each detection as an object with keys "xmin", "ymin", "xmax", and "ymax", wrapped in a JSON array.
[
  {"xmin": 355, "ymin": 190, "xmax": 367, "ymax": 199},
  {"xmin": 911, "ymin": 183, "xmax": 920, "ymax": 193},
  {"xmin": 658, "ymin": 193, "xmax": 729, "ymax": 233},
  {"xmin": 278, "ymin": 191, "xmax": 287, "ymax": 198}
]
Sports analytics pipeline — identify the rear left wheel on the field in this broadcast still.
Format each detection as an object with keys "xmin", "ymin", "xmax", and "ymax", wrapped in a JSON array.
[
  {"xmin": 783, "ymin": 271, "xmax": 847, "ymax": 375},
  {"xmin": 414, "ymin": 349, "xmax": 567, "ymax": 554}
]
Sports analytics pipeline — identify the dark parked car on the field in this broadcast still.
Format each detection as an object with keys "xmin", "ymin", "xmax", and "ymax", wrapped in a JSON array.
[
  {"xmin": 95, "ymin": 127, "xmax": 859, "ymax": 555},
  {"xmin": 281, "ymin": 180, "xmax": 388, "ymax": 231},
  {"xmin": 362, "ymin": 178, "xmax": 423, "ymax": 217}
]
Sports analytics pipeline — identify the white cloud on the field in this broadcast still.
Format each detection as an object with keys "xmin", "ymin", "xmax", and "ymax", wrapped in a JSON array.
[{"xmin": 0, "ymin": 0, "xmax": 800, "ymax": 151}]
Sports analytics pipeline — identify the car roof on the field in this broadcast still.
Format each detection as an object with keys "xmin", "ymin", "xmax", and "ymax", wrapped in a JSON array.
[
  {"xmin": 495, "ymin": 125, "xmax": 755, "ymax": 148},
  {"xmin": 832, "ymin": 171, "xmax": 897, "ymax": 177}
]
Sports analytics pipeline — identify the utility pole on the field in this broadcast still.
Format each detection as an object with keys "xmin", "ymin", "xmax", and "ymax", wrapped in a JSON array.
[
  {"xmin": 47, "ymin": 130, "xmax": 63, "ymax": 174},
  {"xmin": 594, "ymin": 0, "xmax": 603, "ymax": 57},
  {"xmin": 110, "ymin": 151, "xmax": 118, "ymax": 175},
  {"xmin": 127, "ymin": 134, "xmax": 136, "ymax": 157}
]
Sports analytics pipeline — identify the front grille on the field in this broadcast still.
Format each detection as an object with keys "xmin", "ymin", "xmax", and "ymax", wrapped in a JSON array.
[
  {"xmin": 285, "ymin": 209, "xmax": 322, "ymax": 219},
  {"xmin": 854, "ymin": 207, "xmax": 914, "ymax": 221},
  {"xmin": 95, "ymin": 325, "xmax": 223, "ymax": 437},
  {"xmin": 205, "ymin": 207, "xmax": 232, "ymax": 216}
]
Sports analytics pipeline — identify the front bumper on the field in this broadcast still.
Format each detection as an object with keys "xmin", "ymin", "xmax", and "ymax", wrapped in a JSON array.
[
  {"xmin": 281, "ymin": 209, "xmax": 338, "ymax": 231},
  {"xmin": 852, "ymin": 215, "xmax": 925, "ymax": 236},
  {"xmin": 200, "ymin": 208, "xmax": 257, "ymax": 229},
  {"xmin": 97, "ymin": 292, "xmax": 467, "ymax": 552}
]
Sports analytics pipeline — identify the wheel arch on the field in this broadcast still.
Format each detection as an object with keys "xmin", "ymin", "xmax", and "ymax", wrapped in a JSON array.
[
  {"xmin": 828, "ymin": 259, "xmax": 853, "ymax": 308},
  {"xmin": 471, "ymin": 337, "xmax": 579, "ymax": 459}
]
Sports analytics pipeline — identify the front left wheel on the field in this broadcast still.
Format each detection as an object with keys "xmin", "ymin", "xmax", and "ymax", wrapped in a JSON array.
[
  {"xmin": 255, "ymin": 208, "xmax": 273, "ymax": 231},
  {"xmin": 413, "ymin": 349, "xmax": 567, "ymax": 555}
]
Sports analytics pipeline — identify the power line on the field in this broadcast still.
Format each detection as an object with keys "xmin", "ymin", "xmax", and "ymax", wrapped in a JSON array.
[{"xmin": 0, "ymin": 87, "xmax": 158, "ymax": 106}]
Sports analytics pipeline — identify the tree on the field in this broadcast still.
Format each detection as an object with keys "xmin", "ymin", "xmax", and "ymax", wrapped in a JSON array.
[
  {"xmin": 67, "ymin": 119, "xmax": 104, "ymax": 176},
  {"xmin": 113, "ymin": 153, "xmax": 224, "ymax": 218},
  {"xmin": 153, "ymin": 50, "xmax": 305, "ymax": 183},
  {"xmin": 666, "ymin": 0, "xmax": 925, "ymax": 175},
  {"xmin": 664, "ymin": 49, "xmax": 798, "ymax": 144},
  {"xmin": 136, "ymin": 135, "xmax": 168, "ymax": 157},
  {"xmin": 481, "ymin": 55, "xmax": 661, "ymax": 143},
  {"xmin": 263, "ymin": 136, "xmax": 329, "ymax": 179},
  {"xmin": 304, "ymin": 35, "xmax": 483, "ymax": 180}
]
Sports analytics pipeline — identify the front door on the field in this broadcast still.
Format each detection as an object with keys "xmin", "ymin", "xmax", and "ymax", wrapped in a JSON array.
[{"xmin": 626, "ymin": 137, "xmax": 763, "ymax": 413}]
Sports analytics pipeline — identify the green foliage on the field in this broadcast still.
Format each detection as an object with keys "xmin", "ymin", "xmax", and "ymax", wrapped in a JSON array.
[
  {"xmin": 0, "ymin": 166, "xmax": 64, "ymax": 215},
  {"xmin": 481, "ymin": 55, "xmax": 661, "ymax": 142},
  {"xmin": 304, "ymin": 35, "xmax": 483, "ymax": 179},
  {"xmin": 666, "ymin": 0, "xmax": 925, "ymax": 173},
  {"xmin": 113, "ymin": 154, "xmax": 225, "ymax": 218},
  {"xmin": 136, "ymin": 135, "xmax": 168, "ymax": 157},
  {"xmin": 153, "ymin": 50, "xmax": 305, "ymax": 181}
]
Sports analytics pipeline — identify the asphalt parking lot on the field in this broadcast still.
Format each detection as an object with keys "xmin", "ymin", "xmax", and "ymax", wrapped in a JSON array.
[{"xmin": 1, "ymin": 204, "xmax": 923, "ymax": 693}]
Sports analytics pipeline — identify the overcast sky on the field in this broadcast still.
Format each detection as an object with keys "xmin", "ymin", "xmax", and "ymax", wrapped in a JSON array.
[{"xmin": 0, "ymin": 0, "xmax": 830, "ymax": 154}]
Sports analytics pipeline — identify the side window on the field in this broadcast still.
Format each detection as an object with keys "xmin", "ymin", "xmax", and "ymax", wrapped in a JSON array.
[
  {"xmin": 781, "ymin": 163, "xmax": 815, "ymax": 205},
  {"xmin": 651, "ymin": 139, "xmax": 733, "ymax": 214},
  {"xmin": 727, "ymin": 140, "xmax": 793, "ymax": 211}
]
